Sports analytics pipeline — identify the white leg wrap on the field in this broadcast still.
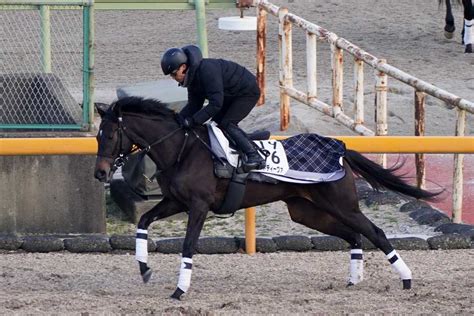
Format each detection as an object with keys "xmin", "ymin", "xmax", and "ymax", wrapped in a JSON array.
[
  {"xmin": 465, "ymin": 19, "xmax": 474, "ymax": 45},
  {"xmin": 177, "ymin": 257, "xmax": 193, "ymax": 293},
  {"xmin": 349, "ymin": 249, "xmax": 364, "ymax": 284},
  {"xmin": 386, "ymin": 250, "xmax": 412, "ymax": 280},
  {"xmin": 135, "ymin": 229, "xmax": 148, "ymax": 263}
]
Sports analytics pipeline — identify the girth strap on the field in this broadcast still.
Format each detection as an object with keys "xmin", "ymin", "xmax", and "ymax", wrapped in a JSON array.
[{"xmin": 216, "ymin": 167, "xmax": 249, "ymax": 214}]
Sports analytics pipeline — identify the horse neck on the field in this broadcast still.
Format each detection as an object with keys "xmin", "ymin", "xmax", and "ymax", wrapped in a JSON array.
[{"xmin": 124, "ymin": 114, "xmax": 185, "ymax": 170}]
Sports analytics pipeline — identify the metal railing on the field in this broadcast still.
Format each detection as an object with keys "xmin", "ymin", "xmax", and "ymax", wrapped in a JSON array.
[{"xmin": 255, "ymin": 0, "xmax": 474, "ymax": 223}]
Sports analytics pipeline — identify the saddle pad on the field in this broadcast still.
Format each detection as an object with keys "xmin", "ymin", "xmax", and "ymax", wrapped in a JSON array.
[
  {"xmin": 207, "ymin": 123, "xmax": 346, "ymax": 183},
  {"xmin": 207, "ymin": 122, "xmax": 289, "ymax": 176}
]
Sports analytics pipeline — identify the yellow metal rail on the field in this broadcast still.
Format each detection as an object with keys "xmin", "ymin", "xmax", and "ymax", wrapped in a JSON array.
[{"xmin": 1, "ymin": 136, "xmax": 473, "ymax": 155}]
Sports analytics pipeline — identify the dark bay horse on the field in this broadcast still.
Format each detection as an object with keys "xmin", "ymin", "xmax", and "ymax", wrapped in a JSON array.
[
  {"xmin": 442, "ymin": 0, "xmax": 473, "ymax": 53},
  {"xmin": 94, "ymin": 97, "xmax": 441, "ymax": 300}
]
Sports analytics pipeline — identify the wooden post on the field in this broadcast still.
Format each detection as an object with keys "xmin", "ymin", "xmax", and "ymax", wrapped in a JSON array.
[
  {"xmin": 245, "ymin": 207, "xmax": 256, "ymax": 255},
  {"xmin": 331, "ymin": 43, "xmax": 343, "ymax": 118},
  {"xmin": 354, "ymin": 58, "xmax": 364, "ymax": 125},
  {"xmin": 306, "ymin": 31, "xmax": 317, "ymax": 101},
  {"xmin": 414, "ymin": 90, "xmax": 426, "ymax": 189},
  {"xmin": 452, "ymin": 108, "xmax": 466, "ymax": 223},
  {"xmin": 279, "ymin": 7, "xmax": 291, "ymax": 131},
  {"xmin": 375, "ymin": 59, "xmax": 388, "ymax": 167},
  {"xmin": 256, "ymin": 6, "xmax": 267, "ymax": 106}
]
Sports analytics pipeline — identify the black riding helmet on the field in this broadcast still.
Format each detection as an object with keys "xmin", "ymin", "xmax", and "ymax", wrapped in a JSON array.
[{"xmin": 161, "ymin": 47, "xmax": 188, "ymax": 75}]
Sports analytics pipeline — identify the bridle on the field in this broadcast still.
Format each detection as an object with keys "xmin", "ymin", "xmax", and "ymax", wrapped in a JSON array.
[
  {"xmin": 106, "ymin": 112, "xmax": 186, "ymax": 174},
  {"xmin": 101, "ymin": 108, "xmax": 227, "ymax": 176}
]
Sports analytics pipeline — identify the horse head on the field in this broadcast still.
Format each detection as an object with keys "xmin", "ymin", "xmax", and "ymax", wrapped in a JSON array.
[{"xmin": 94, "ymin": 101, "xmax": 135, "ymax": 183}]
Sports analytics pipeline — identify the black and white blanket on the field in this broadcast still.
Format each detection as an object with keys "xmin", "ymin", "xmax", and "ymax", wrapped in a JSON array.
[{"xmin": 207, "ymin": 123, "xmax": 346, "ymax": 184}]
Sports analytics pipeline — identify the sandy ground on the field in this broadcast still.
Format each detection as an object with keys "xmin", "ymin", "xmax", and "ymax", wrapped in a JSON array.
[
  {"xmin": 91, "ymin": 0, "xmax": 473, "ymax": 137},
  {"xmin": 3, "ymin": 1, "xmax": 474, "ymax": 314},
  {"xmin": 1, "ymin": 250, "xmax": 473, "ymax": 315}
]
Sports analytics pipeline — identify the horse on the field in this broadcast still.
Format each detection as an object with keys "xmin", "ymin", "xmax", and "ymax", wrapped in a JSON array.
[
  {"xmin": 94, "ymin": 96, "xmax": 442, "ymax": 300},
  {"xmin": 442, "ymin": 0, "xmax": 473, "ymax": 53}
]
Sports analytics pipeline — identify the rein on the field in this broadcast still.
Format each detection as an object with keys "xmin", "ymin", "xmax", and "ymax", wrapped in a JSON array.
[{"xmin": 110, "ymin": 113, "xmax": 186, "ymax": 173}]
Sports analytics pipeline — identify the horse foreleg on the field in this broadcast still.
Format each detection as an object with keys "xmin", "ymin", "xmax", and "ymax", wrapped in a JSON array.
[
  {"xmin": 136, "ymin": 197, "xmax": 183, "ymax": 283},
  {"xmin": 285, "ymin": 197, "xmax": 364, "ymax": 286},
  {"xmin": 171, "ymin": 202, "xmax": 208, "ymax": 300}
]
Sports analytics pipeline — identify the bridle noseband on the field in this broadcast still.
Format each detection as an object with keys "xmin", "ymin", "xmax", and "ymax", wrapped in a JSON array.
[{"xmin": 109, "ymin": 113, "xmax": 185, "ymax": 174}]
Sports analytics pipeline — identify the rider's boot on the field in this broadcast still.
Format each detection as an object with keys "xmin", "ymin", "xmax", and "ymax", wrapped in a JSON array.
[{"xmin": 225, "ymin": 124, "xmax": 266, "ymax": 172}]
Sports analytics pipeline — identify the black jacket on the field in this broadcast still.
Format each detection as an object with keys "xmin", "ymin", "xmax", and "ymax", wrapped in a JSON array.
[{"xmin": 179, "ymin": 45, "xmax": 259, "ymax": 125}]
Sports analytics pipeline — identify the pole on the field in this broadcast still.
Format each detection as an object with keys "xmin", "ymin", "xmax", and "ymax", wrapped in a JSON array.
[{"xmin": 194, "ymin": 0, "xmax": 208, "ymax": 57}]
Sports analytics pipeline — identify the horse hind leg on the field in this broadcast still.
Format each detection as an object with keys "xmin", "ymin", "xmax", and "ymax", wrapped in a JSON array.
[
  {"xmin": 284, "ymin": 197, "xmax": 365, "ymax": 286},
  {"xmin": 334, "ymin": 211, "xmax": 412, "ymax": 289}
]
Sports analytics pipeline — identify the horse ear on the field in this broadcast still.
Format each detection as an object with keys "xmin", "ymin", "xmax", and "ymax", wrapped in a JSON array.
[{"xmin": 95, "ymin": 102, "xmax": 110, "ymax": 117}]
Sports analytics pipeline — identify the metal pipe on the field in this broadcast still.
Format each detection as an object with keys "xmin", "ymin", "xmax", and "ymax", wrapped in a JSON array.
[
  {"xmin": 415, "ymin": 90, "xmax": 426, "ymax": 189},
  {"xmin": 2, "ymin": 136, "xmax": 473, "ymax": 156},
  {"xmin": 194, "ymin": 0, "xmax": 208, "ymax": 57},
  {"xmin": 245, "ymin": 207, "xmax": 256, "ymax": 255},
  {"xmin": 257, "ymin": 1, "xmax": 474, "ymax": 113},
  {"xmin": 1, "ymin": 0, "xmax": 93, "ymax": 5},
  {"xmin": 40, "ymin": 5, "xmax": 51, "ymax": 73},
  {"xmin": 452, "ymin": 108, "xmax": 466, "ymax": 223},
  {"xmin": 256, "ymin": 6, "xmax": 266, "ymax": 106},
  {"xmin": 82, "ymin": 4, "xmax": 95, "ymax": 131}
]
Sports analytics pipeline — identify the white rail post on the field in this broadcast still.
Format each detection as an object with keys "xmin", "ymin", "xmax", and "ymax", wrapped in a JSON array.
[
  {"xmin": 354, "ymin": 58, "xmax": 364, "ymax": 125},
  {"xmin": 375, "ymin": 59, "xmax": 388, "ymax": 167},
  {"xmin": 279, "ymin": 7, "xmax": 292, "ymax": 131},
  {"xmin": 452, "ymin": 108, "xmax": 466, "ymax": 223},
  {"xmin": 256, "ymin": 5, "xmax": 267, "ymax": 106},
  {"xmin": 414, "ymin": 90, "xmax": 426, "ymax": 189},
  {"xmin": 306, "ymin": 31, "xmax": 317, "ymax": 101},
  {"xmin": 331, "ymin": 43, "xmax": 343, "ymax": 118}
]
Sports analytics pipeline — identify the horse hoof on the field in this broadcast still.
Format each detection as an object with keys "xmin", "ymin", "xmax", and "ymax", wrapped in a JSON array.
[
  {"xmin": 170, "ymin": 287, "xmax": 185, "ymax": 300},
  {"xmin": 465, "ymin": 44, "xmax": 473, "ymax": 53},
  {"xmin": 141, "ymin": 268, "xmax": 153, "ymax": 284},
  {"xmin": 346, "ymin": 282, "xmax": 355, "ymax": 287},
  {"xmin": 402, "ymin": 279, "xmax": 412, "ymax": 290},
  {"xmin": 444, "ymin": 31, "xmax": 455, "ymax": 39}
]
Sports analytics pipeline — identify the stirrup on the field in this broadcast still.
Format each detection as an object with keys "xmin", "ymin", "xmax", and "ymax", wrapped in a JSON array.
[{"xmin": 242, "ymin": 156, "xmax": 266, "ymax": 173}]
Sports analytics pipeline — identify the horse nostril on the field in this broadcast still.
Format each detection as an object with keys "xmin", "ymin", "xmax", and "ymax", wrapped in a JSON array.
[{"xmin": 94, "ymin": 169, "xmax": 107, "ymax": 181}]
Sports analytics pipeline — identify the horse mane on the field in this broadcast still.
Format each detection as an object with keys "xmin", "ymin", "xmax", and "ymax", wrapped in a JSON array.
[{"xmin": 111, "ymin": 96, "xmax": 176, "ymax": 119}]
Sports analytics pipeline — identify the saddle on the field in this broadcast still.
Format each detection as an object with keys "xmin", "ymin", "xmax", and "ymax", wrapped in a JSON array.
[{"xmin": 206, "ymin": 123, "xmax": 347, "ymax": 213}]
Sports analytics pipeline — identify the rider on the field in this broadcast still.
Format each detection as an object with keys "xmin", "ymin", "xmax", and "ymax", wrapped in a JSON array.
[{"xmin": 160, "ymin": 45, "xmax": 266, "ymax": 171}]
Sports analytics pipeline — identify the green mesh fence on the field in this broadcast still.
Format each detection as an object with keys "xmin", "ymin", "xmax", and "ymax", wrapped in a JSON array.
[{"xmin": 0, "ymin": 2, "xmax": 92, "ymax": 130}]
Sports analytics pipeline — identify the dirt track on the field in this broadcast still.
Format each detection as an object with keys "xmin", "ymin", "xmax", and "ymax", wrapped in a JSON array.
[{"xmin": 1, "ymin": 250, "xmax": 473, "ymax": 314}]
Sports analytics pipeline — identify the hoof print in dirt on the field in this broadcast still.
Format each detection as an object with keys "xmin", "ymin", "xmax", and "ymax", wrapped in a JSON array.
[
  {"xmin": 273, "ymin": 235, "xmax": 313, "ymax": 252},
  {"xmin": 110, "ymin": 235, "xmax": 156, "ymax": 251},
  {"xmin": 364, "ymin": 190, "xmax": 402, "ymax": 207},
  {"xmin": 21, "ymin": 236, "xmax": 64, "ymax": 252},
  {"xmin": 64, "ymin": 236, "xmax": 112, "ymax": 253},
  {"xmin": 427, "ymin": 234, "xmax": 472, "ymax": 249}
]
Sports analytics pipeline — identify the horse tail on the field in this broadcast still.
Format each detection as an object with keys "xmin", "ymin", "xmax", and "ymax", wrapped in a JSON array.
[{"xmin": 344, "ymin": 150, "xmax": 442, "ymax": 201}]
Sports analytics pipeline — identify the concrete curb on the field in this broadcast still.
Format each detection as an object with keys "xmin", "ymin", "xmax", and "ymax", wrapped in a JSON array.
[
  {"xmin": 1, "ymin": 201, "xmax": 473, "ymax": 253},
  {"xmin": 1, "ymin": 232, "xmax": 472, "ymax": 253}
]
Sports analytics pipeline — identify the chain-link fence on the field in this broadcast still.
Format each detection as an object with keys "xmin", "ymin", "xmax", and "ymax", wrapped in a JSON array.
[{"xmin": 0, "ymin": 1, "xmax": 92, "ymax": 130}]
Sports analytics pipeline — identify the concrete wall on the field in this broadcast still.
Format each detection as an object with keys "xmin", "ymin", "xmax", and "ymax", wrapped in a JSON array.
[{"xmin": 0, "ymin": 155, "xmax": 105, "ymax": 234}]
